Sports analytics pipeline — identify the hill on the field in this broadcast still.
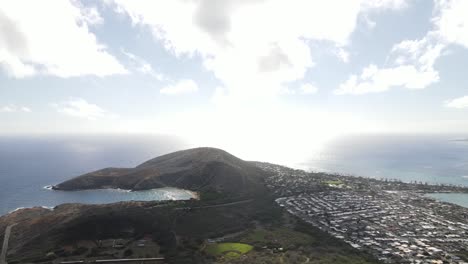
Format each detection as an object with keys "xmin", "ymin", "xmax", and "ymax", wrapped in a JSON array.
[{"xmin": 53, "ymin": 147, "xmax": 267, "ymax": 197}]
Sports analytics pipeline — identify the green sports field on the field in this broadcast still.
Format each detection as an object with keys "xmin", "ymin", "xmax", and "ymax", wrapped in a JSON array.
[{"xmin": 205, "ymin": 242, "xmax": 253, "ymax": 259}]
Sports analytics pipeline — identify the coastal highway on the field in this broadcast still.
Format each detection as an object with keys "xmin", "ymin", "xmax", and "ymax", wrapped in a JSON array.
[{"xmin": 1, "ymin": 224, "xmax": 16, "ymax": 264}]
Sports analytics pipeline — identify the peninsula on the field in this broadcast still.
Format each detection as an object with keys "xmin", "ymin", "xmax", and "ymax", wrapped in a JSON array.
[{"xmin": 53, "ymin": 147, "xmax": 267, "ymax": 197}]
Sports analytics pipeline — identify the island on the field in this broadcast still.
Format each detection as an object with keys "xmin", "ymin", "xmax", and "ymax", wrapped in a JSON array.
[{"xmin": 1, "ymin": 147, "xmax": 467, "ymax": 264}]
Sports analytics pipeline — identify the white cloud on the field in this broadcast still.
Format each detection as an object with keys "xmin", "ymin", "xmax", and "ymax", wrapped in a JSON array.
[
  {"xmin": 20, "ymin": 106, "xmax": 31, "ymax": 112},
  {"xmin": 391, "ymin": 35, "xmax": 445, "ymax": 70},
  {"xmin": 336, "ymin": 0, "xmax": 468, "ymax": 95},
  {"xmin": 445, "ymin": 96, "xmax": 468, "ymax": 109},
  {"xmin": 336, "ymin": 48, "xmax": 350, "ymax": 63},
  {"xmin": 300, "ymin": 83, "xmax": 319, "ymax": 94},
  {"xmin": 0, "ymin": 104, "xmax": 31, "ymax": 113},
  {"xmin": 433, "ymin": 0, "xmax": 468, "ymax": 48},
  {"xmin": 109, "ymin": 0, "xmax": 408, "ymax": 100},
  {"xmin": 361, "ymin": 0, "xmax": 409, "ymax": 10},
  {"xmin": 0, "ymin": 0, "xmax": 127, "ymax": 78},
  {"xmin": 160, "ymin": 79, "xmax": 199, "ymax": 95},
  {"xmin": 121, "ymin": 49, "xmax": 165, "ymax": 80},
  {"xmin": 365, "ymin": 18, "xmax": 377, "ymax": 29},
  {"xmin": 77, "ymin": 5, "xmax": 104, "ymax": 25},
  {"xmin": 335, "ymin": 64, "xmax": 439, "ymax": 95},
  {"xmin": 54, "ymin": 98, "xmax": 113, "ymax": 120},
  {"xmin": 0, "ymin": 106, "xmax": 14, "ymax": 113}
]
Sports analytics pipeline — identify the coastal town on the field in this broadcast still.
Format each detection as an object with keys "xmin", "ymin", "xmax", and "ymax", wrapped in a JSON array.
[{"xmin": 257, "ymin": 162, "xmax": 468, "ymax": 264}]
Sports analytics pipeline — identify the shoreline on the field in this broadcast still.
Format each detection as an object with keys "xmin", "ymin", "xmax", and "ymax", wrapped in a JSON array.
[
  {"xmin": 301, "ymin": 167, "xmax": 468, "ymax": 189},
  {"xmin": 424, "ymin": 192, "xmax": 468, "ymax": 208},
  {"xmin": 1, "ymin": 187, "xmax": 199, "ymax": 217}
]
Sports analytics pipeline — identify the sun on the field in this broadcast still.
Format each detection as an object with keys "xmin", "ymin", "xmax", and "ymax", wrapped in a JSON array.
[{"xmin": 159, "ymin": 103, "xmax": 375, "ymax": 168}]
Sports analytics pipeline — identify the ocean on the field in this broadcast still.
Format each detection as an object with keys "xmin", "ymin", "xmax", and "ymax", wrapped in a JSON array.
[
  {"xmin": 303, "ymin": 134, "xmax": 468, "ymax": 187},
  {"xmin": 302, "ymin": 134, "xmax": 468, "ymax": 208},
  {"xmin": 0, "ymin": 134, "xmax": 193, "ymax": 216},
  {"xmin": 1, "ymin": 133, "xmax": 467, "ymax": 216}
]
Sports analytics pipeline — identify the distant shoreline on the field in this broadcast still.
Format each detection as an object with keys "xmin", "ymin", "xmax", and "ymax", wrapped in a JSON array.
[{"xmin": 424, "ymin": 192, "xmax": 468, "ymax": 208}]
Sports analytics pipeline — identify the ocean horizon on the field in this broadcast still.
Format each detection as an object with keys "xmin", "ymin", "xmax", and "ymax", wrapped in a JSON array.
[{"xmin": 1, "ymin": 133, "xmax": 467, "ymax": 216}]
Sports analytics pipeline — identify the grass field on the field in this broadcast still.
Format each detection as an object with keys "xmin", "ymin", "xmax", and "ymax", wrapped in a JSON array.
[{"xmin": 205, "ymin": 243, "xmax": 253, "ymax": 259}]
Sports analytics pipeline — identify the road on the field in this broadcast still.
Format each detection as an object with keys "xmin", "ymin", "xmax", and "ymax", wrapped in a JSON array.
[
  {"xmin": 1, "ymin": 224, "xmax": 16, "ymax": 264},
  {"xmin": 174, "ymin": 199, "xmax": 253, "ymax": 210},
  {"xmin": 60, "ymin": 257, "xmax": 165, "ymax": 263},
  {"xmin": 192, "ymin": 199, "xmax": 253, "ymax": 209}
]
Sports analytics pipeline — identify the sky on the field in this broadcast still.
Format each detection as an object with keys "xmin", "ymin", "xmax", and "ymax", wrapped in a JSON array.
[{"xmin": 1, "ymin": 0, "xmax": 468, "ymax": 161}]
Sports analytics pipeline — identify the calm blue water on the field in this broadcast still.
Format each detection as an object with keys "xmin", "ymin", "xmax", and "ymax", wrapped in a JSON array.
[
  {"xmin": 1, "ymin": 134, "xmax": 468, "ymax": 216},
  {"xmin": 0, "ymin": 134, "xmax": 192, "ymax": 216},
  {"xmin": 425, "ymin": 193, "xmax": 468, "ymax": 208},
  {"xmin": 304, "ymin": 134, "xmax": 468, "ymax": 187}
]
